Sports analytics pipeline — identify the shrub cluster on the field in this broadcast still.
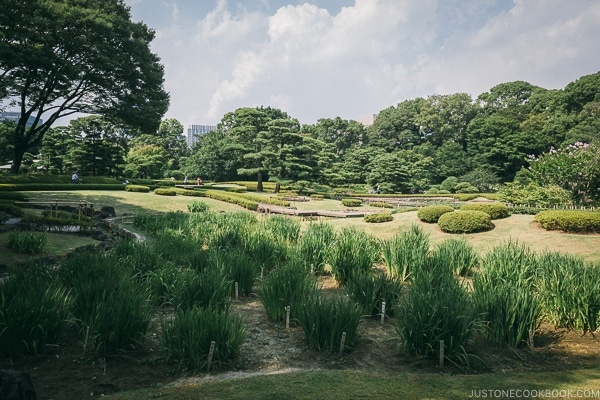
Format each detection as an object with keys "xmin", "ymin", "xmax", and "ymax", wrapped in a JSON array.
[
  {"xmin": 125, "ymin": 185, "xmax": 150, "ymax": 193},
  {"xmin": 364, "ymin": 212, "xmax": 393, "ymax": 223},
  {"xmin": 417, "ymin": 205, "xmax": 454, "ymax": 223},
  {"xmin": 341, "ymin": 198, "xmax": 362, "ymax": 207},
  {"xmin": 437, "ymin": 210, "xmax": 492, "ymax": 233},
  {"xmin": 460, "ymin": 202, "xmax": 509, "ymax": 219},
  {"xmin": 310, "ymin": 194, "xmax": 324, "ymax": 200},
  {"xmin": 534, "ymin": 210, "xmax": 600, "ymax": 233},
  {"xmin": 0, "ymin": 183, "xmax": 125, "ymax": 191},
  {"xmin": 154, "ymin": 188, "xmax": 178, "ymax": 196},
  {"xmin": 368, "ymin": 201, "xmax": 393, "ymax": 208}
]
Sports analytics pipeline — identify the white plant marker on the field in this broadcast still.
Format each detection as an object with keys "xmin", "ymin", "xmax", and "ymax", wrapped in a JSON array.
[
  {"xmin": 285, "ymin": 306, "xmax": 291, "ymax": 330},
  {"xmin": 439, "ymin": 340, "xmax": 444, "ymax": 368},
  {"xmin": 207, "ymin": 341, "xmax": 216, "ymax": 372},
  {"xmin": 381, "ymin": 301, "xmax": 386, "ymax": 324},
  {"xmin": 235, "ymin": 282, "xmax": 239, "ymax": 300},
  {"xmin": 339, "ymin": 332, "xmax": 347, "ymax": 356}
]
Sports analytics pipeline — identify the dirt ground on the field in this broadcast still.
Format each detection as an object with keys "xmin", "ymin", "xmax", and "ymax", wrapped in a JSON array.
[{"xmin": 2, "ymin": 274, "xmax": 599, "ymax": 400}]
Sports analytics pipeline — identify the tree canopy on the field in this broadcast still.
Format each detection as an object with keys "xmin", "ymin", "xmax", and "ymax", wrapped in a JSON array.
[{"xmin": 0, "ymin": 0, "xmax": 169, "ymax": 173}]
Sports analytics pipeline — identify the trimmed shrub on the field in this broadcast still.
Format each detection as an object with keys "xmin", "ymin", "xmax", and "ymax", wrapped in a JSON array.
[
  {"xmin": 341, "ymin": 198, "xmax": 362, "ymax": 207},
  {"xmin": 154, "ymin": 188, "xmax": 178, "ymax": 196},
  {"xmin": 310, "ymin": 194, "xmax": 324, "ymax": 200},
  {"xmin": 364, "ymin": 212, "xmax": 393, "ymax": 223},
  {"xmin": 125, "ymin": 184, "xmax": 150, "ymax": 193},
  {"xmin": 417, "ymin": 205, "xmax": 455, "ymax": 223},
  {"xmin": 0, "ymin": 191, "xmax": 27, "ymax": 200},
  {"xmin": 368, "ymin": 201, "xmax": 393, "ymax": 208},
  {"xmin": 534, "ymin": 210, "xmax": 600, "ymax": 233},
  {"xmin": 437, "ymin": 211, "xmax": 492, "ymax": 234},
  {"xmin": 460, "ymin": 202, "xmax": 509, "ymax": 219}
]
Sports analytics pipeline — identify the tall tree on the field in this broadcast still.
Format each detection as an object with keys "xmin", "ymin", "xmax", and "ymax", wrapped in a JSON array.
[{"xmin": 0, "ymin": 0, "xmax": 169, "ymax": 173}]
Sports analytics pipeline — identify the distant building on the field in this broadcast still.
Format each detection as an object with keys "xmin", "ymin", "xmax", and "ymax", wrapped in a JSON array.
[
  {"xmin": 358, "ymin": 114, "xmax": 377, "ymax": 127},
  {"xmin": 1, "ymin": 111, "xmax": 40, "ymax": 127},
  {"xmin": 187, "ymin": 124, "xmax": 217, "ymax": 147}
]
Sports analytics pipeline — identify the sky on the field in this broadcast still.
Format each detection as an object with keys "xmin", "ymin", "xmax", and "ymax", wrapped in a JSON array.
[{"xmin": 124, "ymin": 0, "xmax": 600, "ymax": 128}]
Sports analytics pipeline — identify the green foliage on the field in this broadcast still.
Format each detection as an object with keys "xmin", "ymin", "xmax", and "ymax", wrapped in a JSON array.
[
  {"xmin": 328, "ymin": 227, "xmax": 380, "ymax": 286},
  {"xmin": 170, "ymin": 267, "xmax": 232, "ymax": 312},
  {"xmin": 437, "ymin": 211, "xmax": 492, "ymax": 233},
  {"xmin": 0, "ymin": 201, "xmax": 24, "ymax": 217},
  {"xmin": 345, "ymin": 269, "xmax": 402, "ymax": 318},
  {"xmin": 161, "ymin": 306, "xmax": 246, "ymax": 370},
  {"xmin": 472, "ymin": 241, "xmax": 540, "ymax": 348},
  {"xmin": 498, "ymin": 182, "xmax": 570, "ymax": 207},
  {"xmin": 381, "ymin": 225, "xmax": 430, "ymax": 282},
  {"xmin": 367, "ymin": 201, "xmax": 393, "ymax": 208},
  {"xmin": 341, "ymin": 198, "xmax": 362, "ymax": 207},
  {"xmin": 310, "ymin": 194, "xmax": 324, "ymax": 200},
  {"xmin": 417, "ymin": 205, "xmax": 455, "ymax": 223},
  {"xmin": 430, "ymin": 238, "xmax": 479, "ymax": 277},
  {"xmin": 217, "ymin": 248, "xmax": 260, "ymax": 297},
  {"xmin": 294, "ymin": 221, "xmax": 336, "ymax": 274},
  {"xmin": 187, "ymin": 201, "xmax": 209, "ymax": 213},
  {"xmin": 364, "ymin": 212, "xmax": 393, "ymax": 223},
  {"xmin": 125, "ymin": 184, "xmax": 150, "ymax": 193},
  {"xmin": 396, "ymin": 261, "xmax": 481, "ymax": 370},
  {"xmin": 259, "ymin": 260, "xmax": 320, "ymax": 322},
  {"xmin": 296, "ymin": 294, "xmax": 361, "ymax": 354},
  {"xmin": 7, "ymin": 231, "xmax": 48, "ymax": 254},
  {"xmin": 0, "ymin": 263, "xmax": 72, "ymax": 356},
  {"xmin": 154, "ymin": 188, "xmax": 183, "ymax": 196},
  {"xmin": 0, "ymin": 183, "xmax": 125, "ymax": 191},
  {"xmin": 534, "ymin": 210, "xmax": 600, "ymax": 233},
  {"xmin": 535, "ymin": 252, "xmax": 600, "ymax": 333},
  {"xmin": 459, "ymin": 202, "xmax": 509, "ymax": 219},
  {"xmin": 0, "ymin": 191, "xmax": 27, "ymax": 200}
]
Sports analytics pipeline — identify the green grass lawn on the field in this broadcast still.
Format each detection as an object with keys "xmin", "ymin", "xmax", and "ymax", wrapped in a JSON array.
[{"xmin": 106, "ymin": 368, "xmax": 600, "ymax": 400}]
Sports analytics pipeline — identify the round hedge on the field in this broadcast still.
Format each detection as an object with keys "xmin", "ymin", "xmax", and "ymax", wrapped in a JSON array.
[
  {"xmin": 534, "ymin": 210, "xmax": 600, "ymax": 233},
  {"xmin": 154, "ymin": 188, "xmax": 178, "ymax": 196},
  {"xmin": 459, "ymin": 202, "xmax": 509, "ymax": 219},
  {"xmin": 364, "ymin": 212, "xmax": 393, "ymax": 223},
  {"xmin": 417, "ymin": 205, "xmax": 455, "ymax": 223},
  {"xmin": 341, "ymin": 198, "xmax": 362, "ymax": 207},
  {"xmin": 437, "ymin": 210, "xmax": 492, "ymax": 233},
  {"xmin": 124, "ymin": 184, "xmax": 150, "ymax": 193}
]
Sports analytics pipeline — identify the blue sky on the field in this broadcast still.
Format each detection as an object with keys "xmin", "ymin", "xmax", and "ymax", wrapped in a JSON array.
[{"xmin": 124, "ymin": 0, "xmax": 600, "ymax": 128}]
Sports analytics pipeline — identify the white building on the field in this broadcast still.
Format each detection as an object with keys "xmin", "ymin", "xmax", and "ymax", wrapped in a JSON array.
[{"xmin": 186, "ymin": 124, "xmax": 217, "ymax": 147}]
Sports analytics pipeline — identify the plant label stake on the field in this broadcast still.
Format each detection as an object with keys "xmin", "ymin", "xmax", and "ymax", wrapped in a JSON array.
[
  {"xmin": 83, "ymin": 325, "xmax": 90, "ymax": 354},
  {"xmin": 339, "ymin": 332, "xmax": 347, "ymax": 356},
  {"xmin": 261, "ymin": 267, "xmax": 264, "ymax": 280},
  {"xmin": 439, "ymin": 340, "xmax": 444, "ymax": 368},
  {"xmin": 235, "ymin": 282, "xmax": 239, "ymax": 300},
  {"xmin": 529, "ymin": 330, "xmax": 534, "ymax": 350},
  {"xmin": 381, "ymin": 301, "xmax": 386, "ymax": 324},
  {"xmin": 310, "ymin": 264, "xmax": 314, "ymax": 274},
  {"xmin": 285, "ymin": 306, "xmax": 291, "ymax": 330},
  {"xmin": 207, "ymin": 341, "xmax": 216, "ymax": 372}
]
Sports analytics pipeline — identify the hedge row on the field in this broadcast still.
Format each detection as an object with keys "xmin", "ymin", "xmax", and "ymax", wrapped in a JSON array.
[
  {"xmin": 154, "ymin": 188, "xmax": 259, "ymax": 211},
  {"xmin": 364, "ymin": 213, "xmax": 393, "ymax": 223},
  {"xmin": 0, "ymin": 183, "xmax": 126, "ymax": 191},
  {"xmin": 437, "ymin": 210, "xmax": 492, "ymax": 233},
  {"xmin": 341, "ymin": 198, "xmax": 362, "ymax": 207},
  {"xmin": 367, "ymin": 201, "xmax": 393, "ymax": 208},
  {"xmin": 124, "ymin": 185, "xmax": 150, "ymax": 193},
  {"xmin": 535, "ymin": 210, "xmax": 600, "ymax": 233}
]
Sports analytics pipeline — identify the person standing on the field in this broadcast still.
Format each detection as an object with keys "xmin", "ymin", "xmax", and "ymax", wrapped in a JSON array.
[
  {"xmin": 183, "ymin": 176, "xmax": 188, "ymax": 187},
  {"xmin": 71, "ymin": 172, "xmax": 79, "ymax": 183},
  {"xmin": 196, "ymin": 177, "xmax": 201, "ymax": 186}
]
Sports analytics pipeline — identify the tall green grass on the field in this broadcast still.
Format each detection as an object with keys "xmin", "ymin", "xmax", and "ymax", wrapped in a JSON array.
[
  {"xmin": 535, "ymin": 252, "xmax": 600, "ymax": 333},
  {"xmin": 0, "ymin": 262, "xmax": 72, "ymax": 356},
  {"xmin": 259, "ymin": 258, "xmax": 320, "ymax": 322},
  {"xmin": 296, "ymin": 294, "xmax": 361, "ymax": 354},
  {"xmin": 170, "ymin": 267, "xmax": 232, "ymax": 312},
  {"xmin": 345, "ymin": 269, "xmax": 402, "ymax": 317},
  {"xmin": 294, "ymin": 221, "xmax": 336, "ymax": 274},
  {"xmin": 429, "ymin": 237, "xmax": 479, "ymax": 277},
  {"xmin": 161, "ymin": 306, "xmax": 246, "ymax": 370},
  {"xmin": 396, "ymin": 259, "xmax": 481, "ymax": 370},
  {"xmin": 472, "ymin": 241, "xmax": 540, "ymax": 348},
  {"xmin": 7, "ymin": 230, "xmax": 48, "ymax": 254},
  {"xmin": 381, "ymin": 224, "xmax": 430, "ymax": 282},
  {"xmin": 216, "ymin": 248, "xmax": 260, "ymax": 297},
  {"xmin": 328, "ymin": 227, "xmax": 380, "ymax": 286}
]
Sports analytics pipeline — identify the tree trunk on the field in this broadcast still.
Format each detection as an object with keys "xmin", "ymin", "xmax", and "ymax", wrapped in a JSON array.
[
  {"xmin": 275, "ymin": 182, "xmax": 280, "ymax": 194},
  {"xmin": 9, "ymin": 147, "xmax": 25, "ymax": 174},
  {"xmin": 257, "ymin": 171, "xmax": 263, "ymax": 192}
]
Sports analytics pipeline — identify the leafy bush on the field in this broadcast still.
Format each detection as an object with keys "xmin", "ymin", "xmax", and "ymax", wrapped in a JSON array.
[
  {"xmin": 328, "ymin": 227, "xmax": 380, "ymax": 286},
  {"xmin": 296, "ymin": 294, "xmax": 361, "ymax": 354},
  {"xmin": 417, "ymin": 205, "xmax": 455, "ymax": 223},
  {"xmin": 162, "ymin": 306, "xmax": 246, "ymax": 370},
  {"xmin": 125, "ymin": 184, "xmax": 150, "ymax": 193},
  {"xmin": 460, "ymin": 202, "xmax": 509, "ymax": 219},
  {"xmin": 310, "ymin": 194, "xmax": 324, "ymax": 200},
  {"xmin": 341, "ymin": 198, "xmax": 362, "ymax": 207},
  {"xmin": 0, "ymin": 263, "xmax": 72, "ymax": 356},
  {"xmin": 7, "ymin": 231, "xmax": 48, "ymax": 254},
  {"xmin": 499, "ymin": 182, "xmax": 570, "ymax": 207},
  {"xmin": 368, "ymin": 201, "xmax": 393, "ymax": 208},
  {"xmin": 364, "ymin": 212, "xmax": 393, "ymax": 223},
  {"xmin": 381, "ymin": 225, "xmax": 429, "ymax": 282},
  {"xmin": 534, "ymin": 210, "xmax": 600, "ymax": 233},
  {"xmin": 437, "ymin": 211, "xmax": 492, "ymax": 233}
]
